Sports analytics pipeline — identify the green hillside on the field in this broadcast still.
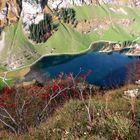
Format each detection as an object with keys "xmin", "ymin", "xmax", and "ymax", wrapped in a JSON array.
[{"xmin": 0, "ymin": 4, "xmax": 140, "ymax": 88}]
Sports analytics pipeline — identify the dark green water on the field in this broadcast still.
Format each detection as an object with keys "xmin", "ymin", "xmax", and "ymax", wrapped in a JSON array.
[{"xmin": 25, "ymin": 50, "xmax": 138, "ymax": 87}]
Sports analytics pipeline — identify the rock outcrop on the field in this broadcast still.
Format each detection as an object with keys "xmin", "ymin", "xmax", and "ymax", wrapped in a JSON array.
[
  {"xmin": 0, "ymin": 0, "xmax": 22, "ymax": 27},
  {"xmin": 0, "ymin": 0, "xmax": 139, "ymax": 27},
  {"xmin": 47, "ymin": 0, "xmax": 136, "ymax": 9}
]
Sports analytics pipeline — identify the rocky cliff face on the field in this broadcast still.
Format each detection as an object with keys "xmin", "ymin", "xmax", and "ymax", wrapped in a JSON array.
[
  {"xmin": 47, "ymin": 0, "xmax": 136, "ymax": 9},
  {"xmin": 47, "ymin": 0, "xmax": 95, "ymax": 9},
  {"xmin": 0, "ymin": 0, "xmax": 22, "ymax": 27},
  {"xmin": 0, "ymin": 0, "xmax": 46, "ymax": 27},
  {"xmin": 0, "ymin": 0, "xmax": 138, "ymax": 27}
]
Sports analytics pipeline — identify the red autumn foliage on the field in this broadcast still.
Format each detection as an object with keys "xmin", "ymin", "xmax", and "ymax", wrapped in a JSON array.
[
  {"xmin": 0, "ymin": 88, "xmax": 15, "ymax": 108},
  {"xmin": 0, "ymin": 72, "xmax": 96, "ymax": 134}
]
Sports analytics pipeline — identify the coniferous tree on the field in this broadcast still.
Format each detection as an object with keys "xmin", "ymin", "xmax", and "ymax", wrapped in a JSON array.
[
  {"xmin": 29, "ymin": 13, "xmax": 56, "ymax": 43},
  {"xmin": 58, "ymin": 8, "xmax": 76, "ymax": 24}
]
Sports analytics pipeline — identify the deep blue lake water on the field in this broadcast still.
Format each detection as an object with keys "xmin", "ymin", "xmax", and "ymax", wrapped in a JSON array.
[{"xmin": 26, "ymin": 51, "xmax": 138, "ymax": 87}]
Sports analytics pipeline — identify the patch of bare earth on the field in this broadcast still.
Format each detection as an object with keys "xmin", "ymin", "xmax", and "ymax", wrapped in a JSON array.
[
  {"xmin": 76, "ymin": 17, "xmax": 135, "ymax": 35},
  {"xmin": 75, "ymin": 17, "xmax": 112, "ymax": 34}
]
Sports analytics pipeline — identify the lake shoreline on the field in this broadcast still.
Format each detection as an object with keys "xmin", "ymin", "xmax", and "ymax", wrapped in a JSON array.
[
  {"xmin": 1, "ymin": 40, "xmax": 139, "ymax": 79},
  {"xmin": 25, "ymin": 47, "xmax": 137, "ymax": 88}
]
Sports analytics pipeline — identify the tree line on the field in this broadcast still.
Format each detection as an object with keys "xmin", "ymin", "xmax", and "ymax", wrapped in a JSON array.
[
  {"xmin": 29, "ymin": 8, "xmax": 76, "ymax": 43},
  {"xmin": 58, "ymin": 8, "xmax": 76, "ymax": 24},
  {"xmin": 29, "ymin": 14, "xmax": 57, "ymax": 43}
]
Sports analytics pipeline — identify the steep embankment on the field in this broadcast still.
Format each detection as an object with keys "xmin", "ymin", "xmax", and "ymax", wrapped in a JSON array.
[{"xmin": 0, "ymin": 84, "xmax": 140, "ymax": 139}]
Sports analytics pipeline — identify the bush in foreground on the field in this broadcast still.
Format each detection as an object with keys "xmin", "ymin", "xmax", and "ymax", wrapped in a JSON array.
[{"xmin": 0, "ymin": 83, "xmax": 140, "ymax": 140}]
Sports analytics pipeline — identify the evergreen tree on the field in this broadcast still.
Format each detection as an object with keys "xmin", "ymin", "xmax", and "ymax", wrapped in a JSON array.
[
  {"xmin": 29, "ymin": 13, "xmax": 55, "ymax": 43},
  {"xmin": 58, "ymin": 8, "xmax": 76, "ymax": 24}
]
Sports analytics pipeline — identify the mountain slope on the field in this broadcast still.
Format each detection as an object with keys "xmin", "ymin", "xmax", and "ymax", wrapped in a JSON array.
[{"xmin": 0, "ymin": 3, "xmax": 140, "ymax": 86}]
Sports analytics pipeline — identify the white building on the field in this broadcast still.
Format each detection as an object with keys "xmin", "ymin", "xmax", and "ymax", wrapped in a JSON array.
[{"xmin": 134, "ymin": 44, "xmax": 140, "ymax": 50}]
